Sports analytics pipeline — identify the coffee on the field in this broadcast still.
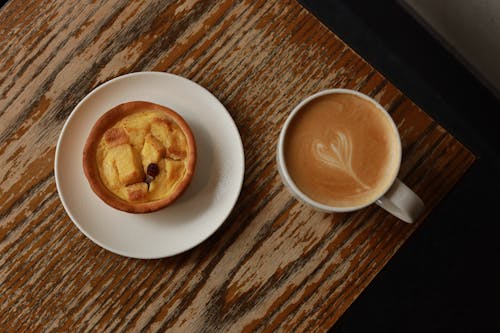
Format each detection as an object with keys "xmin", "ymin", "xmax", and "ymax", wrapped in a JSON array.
[{"xmin": 283, "ymin": 93, "xmax": 400, "ymax": 207}]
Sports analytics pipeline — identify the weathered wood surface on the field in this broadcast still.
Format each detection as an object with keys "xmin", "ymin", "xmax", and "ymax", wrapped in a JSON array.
[{"xmin": 0, "ymin": 0, "xmax": 474, "ymax": 331}]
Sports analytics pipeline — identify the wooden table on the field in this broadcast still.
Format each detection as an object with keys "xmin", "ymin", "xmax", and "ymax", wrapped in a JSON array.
[{"xmin": 0, "ymin": 0, "xmax": 474, "ymax": 331}]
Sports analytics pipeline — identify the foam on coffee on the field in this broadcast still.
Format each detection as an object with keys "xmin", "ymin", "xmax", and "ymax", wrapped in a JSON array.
[{"xmin": 284, "ymin": 93, "xmax": 400, "ymax": 208}]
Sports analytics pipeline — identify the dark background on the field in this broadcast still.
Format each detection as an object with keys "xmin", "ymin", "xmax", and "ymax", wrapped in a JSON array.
[{"xmin": 2, "ymin": 0, "xmax": 499, "ymax": 332}]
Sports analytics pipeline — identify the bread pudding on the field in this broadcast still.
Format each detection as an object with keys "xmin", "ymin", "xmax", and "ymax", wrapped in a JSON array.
[{"xmin": 83, "ymin": 101, "xmax": 196, "ymax": 213}]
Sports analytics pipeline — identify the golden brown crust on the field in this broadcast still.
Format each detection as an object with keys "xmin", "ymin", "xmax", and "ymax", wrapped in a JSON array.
[
  {"xmin": 82, "ymin": 101, "xmax": 196, "ymax": 213},
  {"xmin": 103, "ymin": 127, "xmax": 129, "ymax": 147}
]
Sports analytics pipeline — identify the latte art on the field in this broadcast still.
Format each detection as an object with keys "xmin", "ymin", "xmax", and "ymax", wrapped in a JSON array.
[
  {"xmin": 284, "ymin": 93, "xmax": 400, "ymax": 207},
  {"xmin": 312, "ymin": 132, "xmax": 369, "ymax": 190}
]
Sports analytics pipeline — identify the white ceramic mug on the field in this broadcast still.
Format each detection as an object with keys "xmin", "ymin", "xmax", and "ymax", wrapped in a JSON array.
[{"xmin": 276, "ymin": 89, "xmax": 424, "ymax": 223}]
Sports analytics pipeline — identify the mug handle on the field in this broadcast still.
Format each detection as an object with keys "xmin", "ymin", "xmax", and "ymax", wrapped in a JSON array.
[{"xmin": 376, "ymin": 178, "xmax": 424, "ymax": 223}]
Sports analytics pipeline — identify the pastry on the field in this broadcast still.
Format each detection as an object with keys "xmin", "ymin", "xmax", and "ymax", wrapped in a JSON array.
[{"xmin": 83, "ymin": 101, "xmax": 196, "ymax": 213}]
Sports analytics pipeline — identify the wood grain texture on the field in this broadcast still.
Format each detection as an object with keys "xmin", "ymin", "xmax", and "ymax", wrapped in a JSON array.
[{"xmin": 0, "ymin": 0, "xmax": 474, "ymax": 331}]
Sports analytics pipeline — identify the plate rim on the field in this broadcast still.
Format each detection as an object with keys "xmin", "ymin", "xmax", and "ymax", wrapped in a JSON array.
[{"xmin": 54, "ymin": 71, "xmax": 245, "ymax": 259}]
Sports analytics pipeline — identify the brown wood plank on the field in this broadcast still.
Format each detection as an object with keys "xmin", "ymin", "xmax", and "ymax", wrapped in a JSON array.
[{"xmin": 0, "ymin": 0, "xmax": 475, "ymax": 331}]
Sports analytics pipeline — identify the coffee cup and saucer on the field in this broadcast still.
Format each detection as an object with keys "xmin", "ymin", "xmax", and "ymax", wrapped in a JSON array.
[{"xmin": 277, "ymin": 89, "xmax": 424, "ymax": 223}]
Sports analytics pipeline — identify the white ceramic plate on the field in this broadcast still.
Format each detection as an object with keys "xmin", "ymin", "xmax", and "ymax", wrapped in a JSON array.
[{"xmin": 55, "ymin": 72, "xmax": 245, "ymax": 259}]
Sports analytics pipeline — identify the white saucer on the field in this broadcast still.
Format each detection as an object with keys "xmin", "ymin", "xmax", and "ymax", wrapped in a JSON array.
[{"xmin": 55, "ymin": 72, "xmax": 245, "ymax": 259}]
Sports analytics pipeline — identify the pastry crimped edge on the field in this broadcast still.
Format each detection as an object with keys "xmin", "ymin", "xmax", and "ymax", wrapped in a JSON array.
[{"xmin": 82, "ymin": 101, "xmax": 196, "ymax": 214}]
